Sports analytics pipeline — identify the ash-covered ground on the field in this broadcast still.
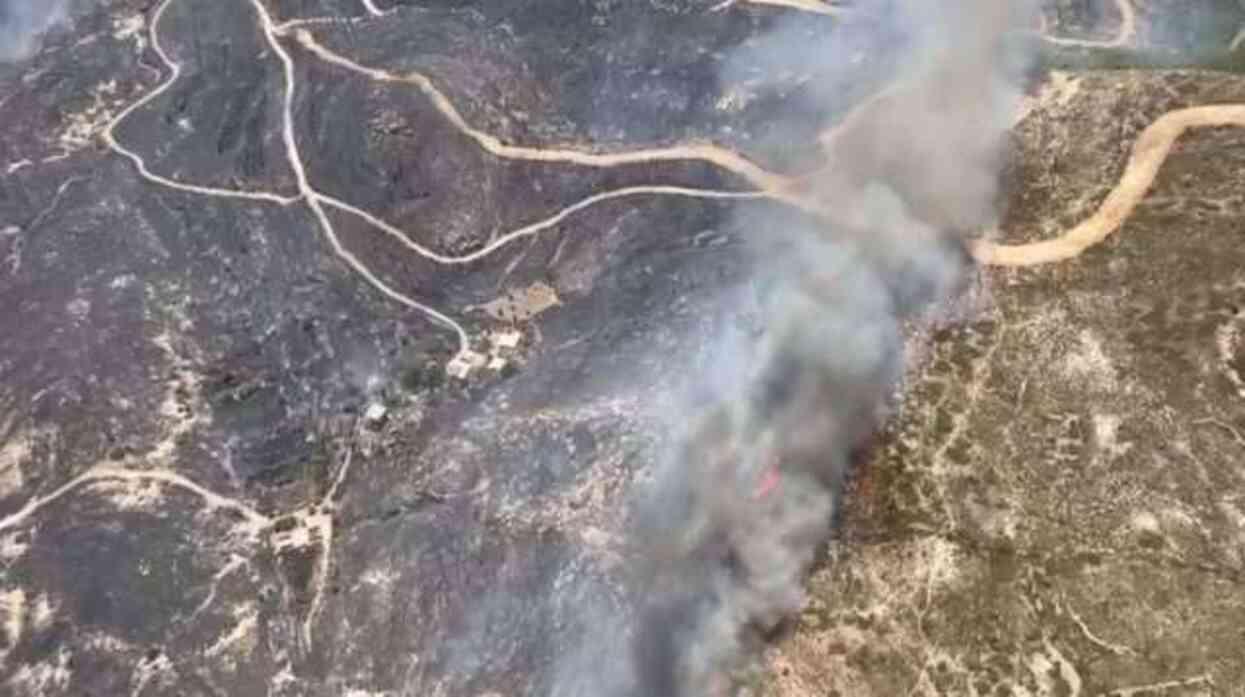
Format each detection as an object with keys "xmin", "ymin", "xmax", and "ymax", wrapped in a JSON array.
[{"xmin": 2, "ymin": 1, "xmax": 1245, "ymax": 696}]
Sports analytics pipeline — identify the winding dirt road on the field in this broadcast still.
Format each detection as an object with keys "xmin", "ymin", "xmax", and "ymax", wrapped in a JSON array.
[
  {"xmin": 289, "ymin": 29, "xmax": 802, "ymax": 204},
  {"xmin": 760, "ymin": 0, "xmax": 1245, "ymax": 271},
  {"xmin": 974, "ymin": 104, "xmax": 1245, "ymax": 266}
]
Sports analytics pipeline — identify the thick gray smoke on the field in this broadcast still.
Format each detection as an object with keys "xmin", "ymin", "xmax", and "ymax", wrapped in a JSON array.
[
  {"xmin": 576, "ymin": 1, "xmax": 1038, "ymax": 695},
  {"xmin": 0, "ymin": 0, "xmax": 66, "ymax": 62}
]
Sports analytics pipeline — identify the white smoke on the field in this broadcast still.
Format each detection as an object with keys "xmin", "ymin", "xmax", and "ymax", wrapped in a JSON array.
[
  {"xmin": 0, "ymin": 0, "xmax": 68, "ymax": 62},
  {"xmin": 561, "ymin": 1, "xmax": 1038, "ymax": 696}
]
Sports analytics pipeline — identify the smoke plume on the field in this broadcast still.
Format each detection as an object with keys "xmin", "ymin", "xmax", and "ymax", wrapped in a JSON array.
[
  {"xmin": 0, "ymin": 0, "xmax": 67, "ymax": 62},
  {"xmin": 594, "ymin": 1, "xmax": 1037, "ymax": 695}
]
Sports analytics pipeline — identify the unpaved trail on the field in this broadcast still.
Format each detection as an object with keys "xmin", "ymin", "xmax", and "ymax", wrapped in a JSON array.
[
  {"xmin": 974, "ymin": 104, "xmax": 1245, "ymax": 267},
  {"xmin": 289, "ymin": 30, "xmax": 804, "ymax": 206}
]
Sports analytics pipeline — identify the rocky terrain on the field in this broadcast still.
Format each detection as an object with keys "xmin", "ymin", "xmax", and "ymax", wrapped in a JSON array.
[{"xmin": 1, "ymin": 0, "xmax": 1244, "ymax": 695}]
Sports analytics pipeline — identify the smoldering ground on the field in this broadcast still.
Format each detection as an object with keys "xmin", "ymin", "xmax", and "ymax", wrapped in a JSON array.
[
  {"xmin": 557, "ymin": 1, "xmax": 1037, "ymax": 696},
  {"xmin": 0, "ymin": 0, "xmax": 67, "ymax": 62}
]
